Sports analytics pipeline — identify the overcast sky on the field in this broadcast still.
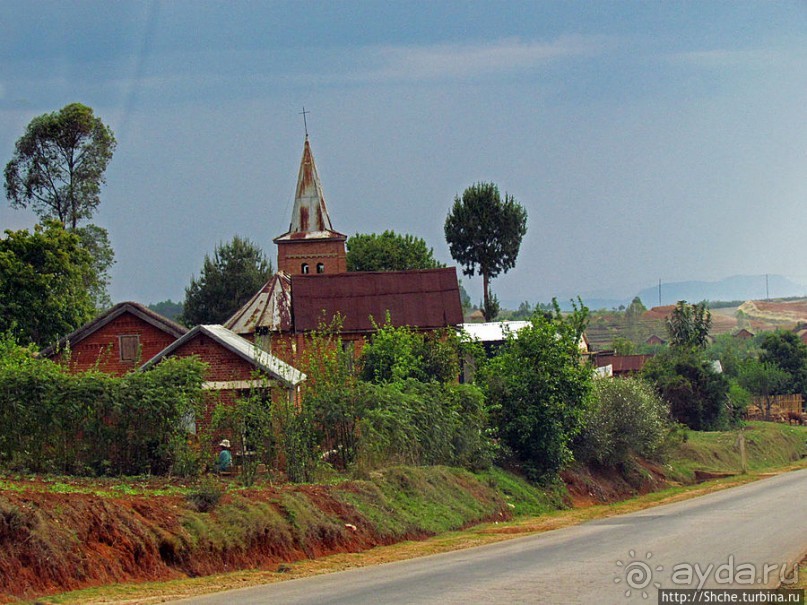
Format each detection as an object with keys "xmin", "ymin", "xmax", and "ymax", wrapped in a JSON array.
[{"xmin": 2, "ymin": 1, "xmax": 807, "ymax": 308}]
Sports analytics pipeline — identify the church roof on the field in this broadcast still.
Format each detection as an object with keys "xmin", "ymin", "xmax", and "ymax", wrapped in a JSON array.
[
  {"xmin": 291, "ymin": 267, "xmax": 464, "ymax": 333},
  {"xmin": 274, "ymin": 137, "xmax": 346, "ymax": 243},
  {"xmin": 224, "ymin": 272, "xmax": 292, "ymax": 335}
]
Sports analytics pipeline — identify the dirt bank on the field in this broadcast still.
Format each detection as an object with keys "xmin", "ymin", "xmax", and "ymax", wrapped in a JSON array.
[{"xmin": 0, "ymin": 467, "xmax": 509, "ymax": 603}]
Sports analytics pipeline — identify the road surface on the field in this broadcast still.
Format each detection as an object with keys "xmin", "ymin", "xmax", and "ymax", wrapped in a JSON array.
[{"xmin": 173, "ymin": 468, "xmax": 807, "ymax": 604}]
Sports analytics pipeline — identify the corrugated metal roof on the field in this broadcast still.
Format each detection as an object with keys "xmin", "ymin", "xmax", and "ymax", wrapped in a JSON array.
[
  {"xmin": 140, "ymin": 324, "xmax": 306, "ymax": 387},
  {"xmin": 41, "ymin": 301, "xmax": 187, "ymax": 357},
  {"xmin": 292, "ymin": 267, "xmax": 464, "ymax": 333},
  {"xmin": 273, "ymin": 137, "xmax": 346, "ymax": 243},
  {"xmin": 460, "ymin": 321, "xmax": 531, "ymax": 343},
  {"xmin": 225, "ymin": 272, "xmax": 292, "ymax": 335}
]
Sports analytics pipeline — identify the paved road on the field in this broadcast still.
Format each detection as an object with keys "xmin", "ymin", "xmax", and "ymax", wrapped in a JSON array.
[{"xmin": 173, "ymin": 469, "xmax": 807, "ymax": 605}]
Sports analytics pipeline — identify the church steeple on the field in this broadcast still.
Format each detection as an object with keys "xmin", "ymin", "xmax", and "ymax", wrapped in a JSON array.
[
  {"xmin": 273, "ymin": 137, "xmax": 347, "ymax": 275},
  {"xmin": 287, "ymin": 136, "xmax": 335, "ymax": 235}
]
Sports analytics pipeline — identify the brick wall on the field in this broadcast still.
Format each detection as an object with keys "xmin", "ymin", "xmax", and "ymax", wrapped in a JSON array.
[
  {"xmin": 170, "ymin": 333, "xmax": 260, "ymax": 382},
  {"xmin": 276, "ymin": 238, "xmax": 346, "ymax": 275}
]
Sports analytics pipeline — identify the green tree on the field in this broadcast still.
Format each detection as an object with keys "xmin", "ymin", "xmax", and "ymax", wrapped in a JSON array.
[
  {"xmin": 666, "ymin": 300, "xmax": 711, "ymax": 349},
  {"xmin": 480, "ymin": 301, "xmax": 592, "ymax": 481},
  {"xmin": 346, "ymin": 230, "xmax": 443, "ymax": 272},
  {"xmin": 5, "ymin": 103, "xmax": 117, "ymax": 309},
  {"xmin": 5, "ymin": 103, "xmax": 116, "ymax": 230},
  {"xmin": 148, "ymin": 300, "xmax": 184, "ymax": 321},
  {"xmin": 642, "ymin": 348, "xmax": 731, "ymax": 430},
  {"xmin": 758, "ymin": 330, "xmax": 807, "ymax": 397},
  {"xmin": 74, "ymin": 223, "xmax": 114, "ymax": 309},
  {"xmin": 359, "ymin": 315, "xmax": 463, "ymax": 385},
  {"xmin": 737, "ymin": 359, "xmax": 789, "ymax": 418},
  {"xmin": 181, "ymin": 236, "xmax": 273, "ymax": 326},
  {"xmin": 444, "ymin": 182, "xmax": 528, "ymax": 321},
  {"xmin": 0, "ymin": 221, "xmax": 96, "ymax": 346}
]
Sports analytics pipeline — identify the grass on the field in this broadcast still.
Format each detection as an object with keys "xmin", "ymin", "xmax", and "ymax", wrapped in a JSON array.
[{"xmin": 666, "ymin": 421, "xmax": 807, "ymax": 481}]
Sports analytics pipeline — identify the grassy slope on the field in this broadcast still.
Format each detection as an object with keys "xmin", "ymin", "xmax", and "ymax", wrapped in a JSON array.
[{"xmin": 9, "ymin": 422, "xmax": 807, "ymax": 605}]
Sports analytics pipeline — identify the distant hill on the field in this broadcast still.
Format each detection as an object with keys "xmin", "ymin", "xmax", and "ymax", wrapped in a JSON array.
[{"xmin": 636, "ymin": 275, "xmax": 807, "ymax": 307}]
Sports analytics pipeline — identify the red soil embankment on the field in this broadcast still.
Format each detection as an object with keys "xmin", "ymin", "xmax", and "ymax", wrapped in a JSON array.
[{"xmin": 0, "ymin": 468, "xmax": 509, "ymax": 603}]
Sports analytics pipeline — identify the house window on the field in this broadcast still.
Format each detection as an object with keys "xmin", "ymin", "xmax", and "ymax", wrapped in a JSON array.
[
  {"xmin": 301, "ymin": 263, "xmax": 309, "ymax": 274},
  {"xmin": 316, "ymin": 263, "xmax": 325, "ymax": 274},
  {"xmin": 119, "ymin": 335, "xmax": 140, "ymax": 362}
]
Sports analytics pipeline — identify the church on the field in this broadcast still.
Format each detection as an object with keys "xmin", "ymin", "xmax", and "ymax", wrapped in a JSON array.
[
  {"xmin": 223, "ymin": 135, "xmax": 464, "ymax": 366},
  {"xmin": 44, "ymin": 136, "xmax": 464, "ymax": 398}
]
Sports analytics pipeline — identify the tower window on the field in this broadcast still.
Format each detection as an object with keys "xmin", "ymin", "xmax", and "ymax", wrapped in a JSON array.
[
  {"xmin": 316, "ymin": 263, "xmax": 325, "ymax": 274},
  {"xmin": 301, "ymin": 263, "xmax": 309, "ymax": 274}
]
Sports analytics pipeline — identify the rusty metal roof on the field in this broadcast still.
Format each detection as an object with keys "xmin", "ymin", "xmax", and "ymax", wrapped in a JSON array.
[
  {"xmin": 140, "ymin": 324, "xmax": 306, "ymax": 387},
  {"xmin": 291, "ymin": 267, "xmax": 464, "ymax": 333},
  {"xmin": 224, "ymin": 272, "xmax": 292, "ymax": 335},
  {"xmin": 274, "ymin": 137, "xmax": 346, "ymax": 243}
]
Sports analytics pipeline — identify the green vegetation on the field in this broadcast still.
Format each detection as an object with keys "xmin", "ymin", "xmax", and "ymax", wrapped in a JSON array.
[
  {"xmin": 0, "ymin": 221, "xmax": 98, "ymax": 346},
  {"xmin": 4, "ymin": 102, "xmax": 117, "ymax": 309},
  {"xmin": 346, "ymin": 230, "xmax": 443, "ymax": 272},
  {"xmin": 0, "ymin": 335, "xmax": 206, "ymax": 475},
  {"xmin": 575, "ymin": 377, "xmax": 671, "ymax": 467},
  {"xmin": 666, "ymin": 421, "xmax": 806, "ymax": 482},
  {"xmin": 480, "ymin": 301, "xmax": 592, "ymax": 481},
  {"xmin": 445, "ymin": 182, "xmax": 528, "ymax": 321},
  {"xmin": 148, "ymin": 299, "xmax": 184, "ymax": 321},
  {"xmin": 181, "ymin": 235, "xmax": 273, "ymax": 326}
]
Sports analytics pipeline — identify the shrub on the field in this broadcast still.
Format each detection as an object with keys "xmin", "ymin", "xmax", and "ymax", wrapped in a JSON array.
[
  {"xmin": 187, "ymin": 476, "xmax": 224, "ymax": 512},
  {"xmin": 480, "ymin": 302, "xmax": 592, "ymax": 481},
  {"xmin": 576, "ymin": 377, "xmax": 671, "ymax": 467},
  {"xmin": 642, "ymin": 348, "xmax": 731, "ymax": 431}
]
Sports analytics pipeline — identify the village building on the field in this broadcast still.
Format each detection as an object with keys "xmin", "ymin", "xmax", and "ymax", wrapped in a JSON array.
[
  {"xmin": 41, "ymin": 136, "xmax": 462, "ymax": 419},
  {"xmin": 41, "ymin": 301, "xmax": 187, "ymax": 375},
  {"xmin": 225, "ymin": 136, "xmax": 464, "ymax": 364},
  {"xmin": 140, "ymin": 323, "xmax": 305, "ymax": 417}
]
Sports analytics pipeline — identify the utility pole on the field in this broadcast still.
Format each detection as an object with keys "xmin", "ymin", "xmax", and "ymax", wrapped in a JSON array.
[
  {"xmin": 766, "ymin": 273, "xmax": 769, "ymax": 300},
  {"xmin": 658, "ymin": 279, "xmax": 662, "ymax": 307}
]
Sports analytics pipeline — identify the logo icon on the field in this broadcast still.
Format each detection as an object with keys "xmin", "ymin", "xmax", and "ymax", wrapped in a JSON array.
[{"xmin": 615, "ymin": 550, "xmax": 663, "ymax": 599}]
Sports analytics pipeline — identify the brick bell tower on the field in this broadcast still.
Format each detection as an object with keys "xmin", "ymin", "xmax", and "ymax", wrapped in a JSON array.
[{"xmin": 273, "ymin": 136, "xmax": 347, "ymax": 276}]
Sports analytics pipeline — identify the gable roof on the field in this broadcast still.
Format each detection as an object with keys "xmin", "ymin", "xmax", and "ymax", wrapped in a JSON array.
[
  {"xmin": 273, "ymin": 137, "xmax": 346, "ymax": 243},
  {"xmin": 140, "ymin": 324, "xmax": 306, "ymax": 388},
  {"xmin": 291, "ymin": 267, "xmax": 463, "ymax": 333},
  {"xmin": 224, "ymin": 272, "xmax": 292, "ymax": 335},
  {"xmin": 40, "ymin": 301, "xmax": 187, "ymax": 357}
]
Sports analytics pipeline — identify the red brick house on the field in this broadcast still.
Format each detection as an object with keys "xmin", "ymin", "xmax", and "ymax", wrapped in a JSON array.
[
  {"xmin": 41, "ymin": 301, "xmax": 187, "ymax": 375},
  {"xmin": 141, "ymin": 323, "xmax": 305, "ymax": 406}
]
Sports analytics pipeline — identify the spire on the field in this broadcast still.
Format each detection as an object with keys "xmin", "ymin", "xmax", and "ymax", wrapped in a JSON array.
[{"xmin": 286, "ymin": 137, "xmax": 335, "ymax": 235}]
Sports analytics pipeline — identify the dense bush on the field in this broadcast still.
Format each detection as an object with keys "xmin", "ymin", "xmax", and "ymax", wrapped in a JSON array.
[
  {"xmin": 480, "ymin": 302, "xmax": 592, "ymax": 481},
  {"xmin": 575, "ymin": 377, "xmax": 671, "ymax": 467},
  {"xmin": 642, "ymin": 348, "xmax": 731, "ymax": 430},
  {"xmin": 357, "ymin": 381, "xmax": 493, "ymax": 471},
  {"xmin": 0, "ymin": 336, "xmax": 206, "ymax": 475},
  {"xmin": 296, "ymin": 320, "xmax": 493, "ymax": 476}
]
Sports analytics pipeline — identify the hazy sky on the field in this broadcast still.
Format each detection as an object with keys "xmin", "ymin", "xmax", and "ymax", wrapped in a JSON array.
[{"xmin": 2, "ymin": 1, "xmax": 807, "ymax": 308}]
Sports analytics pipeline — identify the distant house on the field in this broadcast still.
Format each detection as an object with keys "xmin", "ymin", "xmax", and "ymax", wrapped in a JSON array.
[
  {"xmin": 733, "ymin": 328, "xmax": 755, "ymax": 340},
  {"xmin": 41, "ymin": 301, "xmax": 187, "ymax": 375},
  {"xmin": 593, "ymin": 352, "xmax": 654, "ymax": 377},
  {"xmin": 645, "ymin": 334, "xmax": 666, "ymax": 346}
]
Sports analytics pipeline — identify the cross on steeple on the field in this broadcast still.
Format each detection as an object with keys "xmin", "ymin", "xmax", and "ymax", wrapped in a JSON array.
[{"xmin": 300, "ymin": 106, "xmax": 310, "ymax": 138}]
